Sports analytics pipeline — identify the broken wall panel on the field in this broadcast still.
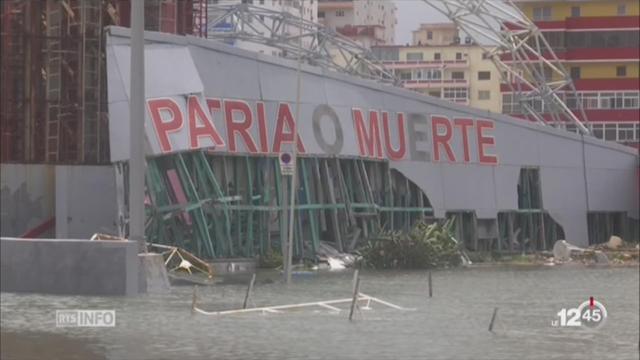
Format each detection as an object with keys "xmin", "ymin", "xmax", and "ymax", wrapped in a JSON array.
[{"xmin": 140, "ymin": 153, "xmax": 434, "ymax": 260}]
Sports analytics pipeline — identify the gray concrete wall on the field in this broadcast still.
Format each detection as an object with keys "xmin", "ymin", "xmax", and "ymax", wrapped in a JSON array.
[
  {"xmin": 1, "ymin": 238, "xmax": 139, "ymax": 296},
  {"xmin": 0, "ymin": 164, "xmax": 55, "ymax": 237},
  {"xmin": 55, "ymin": 165, "xmax": 119, "ymax": 239}
]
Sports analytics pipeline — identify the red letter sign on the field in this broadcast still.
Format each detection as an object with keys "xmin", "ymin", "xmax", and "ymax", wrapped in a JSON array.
[
  {"xmin": 188, "ymin": 96, "xmax": 225, "ymax": 149},
  {"xmin": 353, "ymin": 108, "xmax": 383, "ymax": 159},
  {"xmin": 453, "ymin": 118, "xmax": 474, "ymax": 163},
  {"xmin": 431, "ymin": 115, "xmax": 456, "ymax": 162},
  {"xmin": 382, "ymin": 112, "xmax": 406, "ymax": 161},
  {"xmin": 273, "ymin": 103, "xmax": 306, "ymax": 153},
  {"xmin": 147, "ymin": 98, "xmax": 184, "ymax": 153},
  {"xmin": 476, "ymin": 120, "xmax": 498, "ymax": 165},
  {"xmin": 224, "ymin": 100, "xmax": 258, "ymax": 153}
]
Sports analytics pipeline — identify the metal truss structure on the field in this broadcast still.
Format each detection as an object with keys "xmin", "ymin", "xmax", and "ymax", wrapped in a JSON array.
[
  {"xmin": 203, "ymin": 4, "xmax": 397, "ymax": 84},
  {"xmin": 423, "ymin": 0, "xmax": 590, "ymax": 134}
]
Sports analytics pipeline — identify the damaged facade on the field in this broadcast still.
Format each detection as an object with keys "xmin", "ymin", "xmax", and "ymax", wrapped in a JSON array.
[{"xmin": 1, "ymin": 1, "xmax": 638, "ymax": 260}]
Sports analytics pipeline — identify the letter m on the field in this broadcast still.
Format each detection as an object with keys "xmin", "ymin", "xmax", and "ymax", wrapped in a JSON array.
[{"xmin": 352, "ymin": 108, "xmax": 383, "ymax": 159}]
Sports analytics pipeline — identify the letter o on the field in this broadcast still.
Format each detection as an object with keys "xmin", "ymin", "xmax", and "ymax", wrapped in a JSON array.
[{"xmin": 312, "ymin": 104, "xmax": 343, "ymax": 154}]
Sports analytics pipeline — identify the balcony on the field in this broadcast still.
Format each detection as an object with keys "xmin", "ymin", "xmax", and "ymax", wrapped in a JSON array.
[
  {"xmin": 318, "ymin": 1, "xmax": 354, "ymax": 10},
  {"xmin": 382, "ymin": 59, "xmax": 469, "ymax": 70},
  {"xmin": 336, "ymin": 25, "xmax": 385, "ymax": 42},
  {"xmin": 402, "ymin": 78, "xmax": 468, "ymax": 90}
]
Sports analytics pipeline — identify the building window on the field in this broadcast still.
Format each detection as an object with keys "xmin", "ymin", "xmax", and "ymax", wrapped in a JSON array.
[
  {"xmin": 451, "ymin": 71, "xmax": 465, "ymax": 80},
  {"xmin": 616, "ymin": 66, "xmax": 626, "ymax": 77},
  {"xmin": 533, "ymin": 6, "xmax": 552, "ymax": 21},
  {"xmin": 617, "ymin": 4, "xmax": 626, "ymax": 15},
  {"xmin": 259, "ymin": 0, "xmax": 265, "ymax": 4},
  {"xmin": 478, "ymin": 90, "xmax": 491, "ymax": 100},
  {"xmin": 604, "ymin": 124, "xmax": 617, "ymax": 141},
  {"xmin": 400, "ymin": 72, "xmax": 412, "ymax": 81},
  {"xmin": 482, "ymin": 52, "xmax": 490, "ymax": 60},
  {"xmin": 570, "ymin": 67, "xmax": 581, "ymax": 80},
  {"xmin": 571, "ymin": 6, "xmax": 580, "ymax": 17},
  {"xmin": 336, "ymin": 10, "xmax": 344, "ymax": 16},
  {"xmin": 443, "ymin": 88, "xmax": 468, "ymax": 101},
  {"xmin": 434, "ymin": 53, "xmax": 441, "ymax": 60},
  {"xmin": 566, "ymin": 31, "xmax": 638, "ymax": 49},
  {"xmin": 419, "ymin": 69, "xmax": 442, "ymax": 80},
  {"xmin": 427, "ymin": 31, "xmax": 433, "ymax": 40},
  {"xmin": 478, "ymin": 71, "xmax": 491, "ymax": 80},
  {"xmin": 406, "ymin": 52, "xmax": 424, "ymax": 61},
  {"xmin": 618, "ymin": 124, "xmax": 635, "ymax": 141},
  {"xmin": 318, "ymin": 11, "xmax": 324, "ymax": 18},
  {"xmin": 455, "ymin": 52, "xmax": 463, "ymax": 60}
]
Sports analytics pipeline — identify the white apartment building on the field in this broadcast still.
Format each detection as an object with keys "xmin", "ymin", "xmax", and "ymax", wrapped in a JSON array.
[
  {"xmin": 207, "ymin": 0, "xmax": 318, "ymax": 56},
  {"xmin": 318, "ymin": 0, "xmax": 397, "ymax": 47}
]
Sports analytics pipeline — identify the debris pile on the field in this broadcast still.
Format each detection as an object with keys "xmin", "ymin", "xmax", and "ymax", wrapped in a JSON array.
[
  {"xmin": 548, "ymin": 237, "xmax": 639, "ymax": 266},
  {"xmin": 148, "ymin": 243, "xmax": 215, "ymax": 285}
]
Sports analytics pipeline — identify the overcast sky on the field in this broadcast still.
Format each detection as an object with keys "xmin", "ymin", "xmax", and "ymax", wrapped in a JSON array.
[{"xmin": 394, "ymin": 0, "xmax": 449, "ymax": 45}]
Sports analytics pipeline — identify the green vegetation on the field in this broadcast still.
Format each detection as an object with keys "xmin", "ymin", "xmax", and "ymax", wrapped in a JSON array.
[
  {"xmin": 257, "ymin": 250, "xmax": 283, "ymax": 269},
  {"xmin": 360, "ymin": 219, "xmax": 462, "ymax": 269}
]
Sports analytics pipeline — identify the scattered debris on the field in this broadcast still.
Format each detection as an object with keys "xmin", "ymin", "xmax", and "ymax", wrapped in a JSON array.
[
  {"xmin": 605, "ymin": 236, "xmax": 623, "ymax": 250},
  {"xmin": 148, "ymin": 243, "xmax": 214, "ymax": 285},
  {"xmin": 550, "ymin": 239, "xmax": 638, "ymax": 266},
  {"xmin": 316, "ymin": 241, "xmax": 356, "ymax": 269},
  {"xmin": 552, "ymin": 240, "xmax": 584, "ymax": 262},
  {"xmin": 89, "ymin": 233, "xmax": 125, "ymax": 241}
]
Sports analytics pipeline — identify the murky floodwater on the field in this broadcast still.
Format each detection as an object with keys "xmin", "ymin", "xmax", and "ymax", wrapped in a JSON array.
[{"xmin": 1, "ymin": 266, "xmax": 639, "ymax": 360}]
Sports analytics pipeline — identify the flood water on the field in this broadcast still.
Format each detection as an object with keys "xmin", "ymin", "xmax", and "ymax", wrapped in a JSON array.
[{"xmin": 1, "ymin": 266, "xmax": 639, "ymax": 360}]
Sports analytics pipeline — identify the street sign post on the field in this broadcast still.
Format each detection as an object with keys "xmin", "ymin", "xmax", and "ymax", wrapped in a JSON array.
[{"xmin": 279, "ymin": 142, "xmax": 295, "ymax": 176}]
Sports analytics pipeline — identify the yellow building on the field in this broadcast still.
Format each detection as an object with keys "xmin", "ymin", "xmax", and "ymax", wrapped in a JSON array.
[
  {"xmin": 372, "ymin": 24, "xmax": 502, "ymax": 113},
  {"xmin": 509, "ymin": 0, "xmax": 640, "ymax": 147}
]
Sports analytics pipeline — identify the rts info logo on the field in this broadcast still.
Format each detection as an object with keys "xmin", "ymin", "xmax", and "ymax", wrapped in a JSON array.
[{"xmin": 56, "ymin": 310, "xmax": 116, "ymax": 327}]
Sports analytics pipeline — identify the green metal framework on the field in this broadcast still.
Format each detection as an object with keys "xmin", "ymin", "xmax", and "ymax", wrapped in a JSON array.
[{"xmin": 143, "ymin": 152, "xmax": 433, "ymax": 260}]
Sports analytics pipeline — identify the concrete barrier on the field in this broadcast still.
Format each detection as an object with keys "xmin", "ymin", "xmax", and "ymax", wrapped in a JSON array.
[
  {"xmin": 0, "ymin": 237, "xmax": 139, "ymax": 296},
  {"xmin": 138, "ymin": 253, "xmax": 170, "ymax": 293}
]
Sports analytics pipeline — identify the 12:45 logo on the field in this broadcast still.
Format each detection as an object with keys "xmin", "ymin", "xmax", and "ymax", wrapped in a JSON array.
[{"xmin": 552, "ymin": 297, "xmax": 607, "ymax": 330}]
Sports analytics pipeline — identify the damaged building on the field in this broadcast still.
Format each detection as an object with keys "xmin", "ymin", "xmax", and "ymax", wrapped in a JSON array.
[{"xmin": 1, "ymin": 1, "xmax": 638, "ymax": 261}]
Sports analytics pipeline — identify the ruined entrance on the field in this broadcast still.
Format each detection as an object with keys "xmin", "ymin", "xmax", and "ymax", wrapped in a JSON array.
[{"xmin": 120, "ymin": 152, "xmax": 434, "ymax": 260}]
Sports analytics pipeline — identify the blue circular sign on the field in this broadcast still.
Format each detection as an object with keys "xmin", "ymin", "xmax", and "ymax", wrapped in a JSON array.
[{"xmin": 280, "ymin": 153, "xmax": 292, "ymax": 164}]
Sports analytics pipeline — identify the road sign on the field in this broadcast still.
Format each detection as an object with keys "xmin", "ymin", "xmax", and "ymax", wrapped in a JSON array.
[{"xmin": 279, "ymin": 142, "xmax": 295, "ymax": 176}]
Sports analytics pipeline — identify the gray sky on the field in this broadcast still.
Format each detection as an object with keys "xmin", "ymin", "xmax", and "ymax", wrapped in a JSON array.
[{"xmin": 394, "ymin": 0, "xmax": 449, "ymax": 45}]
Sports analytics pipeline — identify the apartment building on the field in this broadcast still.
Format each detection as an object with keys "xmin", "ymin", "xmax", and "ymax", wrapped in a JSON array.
[
  {"xmin": 508, "ymin": 0, "xmax": 640, "ymax": 148},
  {"xmin": 318, "ymin": 0, "xmax": 396, "ymax": 47},
  {"xmin": 372, "ymin": 23, "xmax": 502, "ymax": 113}
]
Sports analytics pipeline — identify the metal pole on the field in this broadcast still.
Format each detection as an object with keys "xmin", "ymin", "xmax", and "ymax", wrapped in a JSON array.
[
  {"xmin": 285, "ymin": 2, "xmax": 304, "ymax": 284},
  {"xmin": 243, "ymin": 273, "xmax": 256, "ymax": 309},
  {"xmin": 428, "ymin": 270, "xmax": 433, "ymax": 298},
  {"xmin": 129, "ymin": 0, "xmax": 147, "ymax": 253},
  {"xmin": 191, "ymin": 285, "xmax": 198, "ymax": 314},
  {"xmin": 349, "ymin": 274, "xmax": 361, "ymax": 321},
  {"xmin": 488, "ymin": 307, "xmax": 499, "ymax": 332}
]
